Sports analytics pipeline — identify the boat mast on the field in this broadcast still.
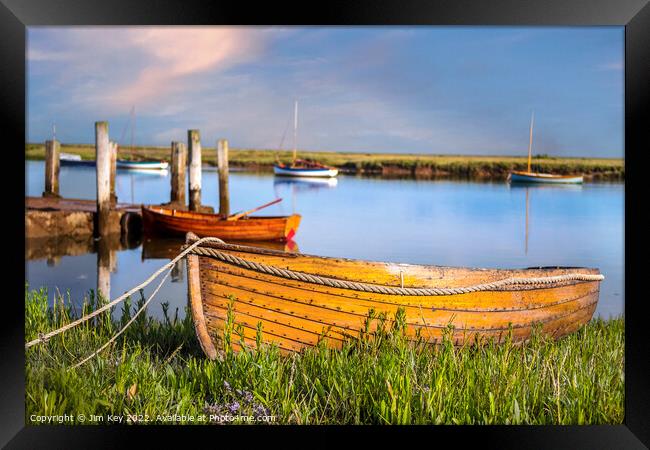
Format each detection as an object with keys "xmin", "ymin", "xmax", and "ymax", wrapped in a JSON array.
[
  {"xmin": 131, "ymin": 106, "xmax": 136, "ymax": 155},
  {"xmin": 527, "ymin": 110, "xmax": 534, "ymax": 173},
  {"xmin": 292, "ymin": 100, "xmax": 298, "ymax": 165}
]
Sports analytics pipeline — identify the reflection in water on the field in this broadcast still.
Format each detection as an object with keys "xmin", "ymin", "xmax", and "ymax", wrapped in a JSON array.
[
  {"xmin": 141, "ymin": 236, "xmax": 302, "ymax": 281},
  {"xmin": 118, "ymin": 169, "xmax": 170, "ymax": 204},
  {"xmin": 508, "ymin": 182, "xmax": 584, "ymax": 256},
  {"xmin": 141, "ymin": 235, "xmax": 300, "ymax": 261},
  {"xmin": 525, "ymin": 188, "xmax": 529, "ymax": 254},
  {"xmin": 508, "ymin": 182, "xmax": 583, "ymax": 192},
  {"xmin": 273, "ymin": 177, "xmax": 338, "ymax": 192},
  {"xmin": 139, "ymin": 236, "xmax": 301, "ymax": 283},
  {"xmin": 26, "ymin": 233, "xmax": 141, "ymax": 262},
  {"xmin": 27, "ymin": 230, "xmax": 302, "ymax": 299},
  {"xmin": 118, "ymin": 168, "xmax": 169, "ymax": 176},
  {"xmin": 273, "ymin": 177, "xmax": 338, "ymax": 215},
  {"xmin": 26, "ymin": 232, "xmax": 142, "ymax": 303}
]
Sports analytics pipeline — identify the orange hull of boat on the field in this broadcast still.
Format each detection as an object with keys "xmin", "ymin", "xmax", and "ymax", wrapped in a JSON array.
[
  {"xmin": 142, "ymin": 206, "xmax": 301, "ymax": 241},
  {"xmin": 185, "ymin": 233, "xmax": 602, "ymax": 357}
]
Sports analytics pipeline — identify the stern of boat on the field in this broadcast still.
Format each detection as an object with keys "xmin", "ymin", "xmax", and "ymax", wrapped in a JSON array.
[
  {"xmin": 185, "ymin": 232, "xmax": 219, "ymax": 360},
  {"xmin": 284, "ymin": 214, "xmax": 302, "ymax": 242}
]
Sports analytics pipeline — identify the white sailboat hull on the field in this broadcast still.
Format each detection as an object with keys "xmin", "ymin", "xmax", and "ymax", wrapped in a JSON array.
[
  {"xmin": 509, "ymin": 171, "xmax": 584, "ymax": 184},
  {"xmin": 273, "ymin": 165, "xmax": 339, "ymax": 178}
]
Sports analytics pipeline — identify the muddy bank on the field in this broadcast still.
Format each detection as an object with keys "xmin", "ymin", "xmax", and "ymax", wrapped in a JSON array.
[
  {"xmin": 214, "ymin": 161, "xmax": 624, "ymax": 181},
  {"xmin": 26, "ymin": 143, "xmax": 624, "ymax": 181}
]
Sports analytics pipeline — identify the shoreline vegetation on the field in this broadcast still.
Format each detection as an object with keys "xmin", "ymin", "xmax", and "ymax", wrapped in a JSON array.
[
  {"xmin": 26, "ymin": 287, "xmax": 624, "ymax": 425},
  {"xmin": 25, "ymin": 143, "xmax": 624, "ymax": 181}
]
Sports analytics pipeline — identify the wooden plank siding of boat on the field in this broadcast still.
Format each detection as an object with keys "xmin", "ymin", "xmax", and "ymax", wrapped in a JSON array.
[
  {"xmin": 185, "ymin": 234, "xmax": 601, "ymax": 357},
  {"xmin": 142, "ymin": 206, "xmax": 301, "ymax": 241}
]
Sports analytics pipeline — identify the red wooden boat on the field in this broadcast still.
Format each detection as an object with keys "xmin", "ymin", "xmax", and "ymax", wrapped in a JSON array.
[{"xmin": 142, "ymin": 206, "xmax": 301, "ymax": 241}]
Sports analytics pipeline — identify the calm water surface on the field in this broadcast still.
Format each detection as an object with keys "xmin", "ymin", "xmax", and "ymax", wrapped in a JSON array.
[{"xmin": 25, "ymin": 160, "xmax": 624, "ymax": 319}]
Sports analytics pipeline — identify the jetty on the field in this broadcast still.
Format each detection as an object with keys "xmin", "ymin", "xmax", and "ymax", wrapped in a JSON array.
[{"xmin": 25, "ymin": 123, "xmax": 229, "ymax": 242}]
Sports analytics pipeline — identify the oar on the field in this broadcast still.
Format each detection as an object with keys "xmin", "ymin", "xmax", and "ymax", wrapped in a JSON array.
[{"xmin": 226, "ymin": 198, "xmax": 283, "ymax": 221}]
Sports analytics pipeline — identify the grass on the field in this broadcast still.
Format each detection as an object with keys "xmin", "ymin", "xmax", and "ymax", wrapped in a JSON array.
[
  {"xmin": 25, "ymin": 143, "xmax": 624, "ymax": 180},
  {"xmin": 25, "ymin": 286, "xmax": 624, "ymax": 425}
]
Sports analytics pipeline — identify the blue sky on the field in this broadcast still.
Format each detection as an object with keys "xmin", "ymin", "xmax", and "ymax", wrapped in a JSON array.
[{"xmin": 27, "ymin": 27, "xmax": 623, "ymax": 157}]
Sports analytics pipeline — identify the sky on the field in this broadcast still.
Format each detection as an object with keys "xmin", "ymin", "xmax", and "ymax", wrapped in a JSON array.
[{"xmin": 27, "ymin": 26, "xmax": 624, "ymax": 157}]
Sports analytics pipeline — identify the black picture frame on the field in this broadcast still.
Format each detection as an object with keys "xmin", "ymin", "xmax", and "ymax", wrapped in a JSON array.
[{"xmin": 4, "ymin": 0, "xmax": 647, "ymax": 447}]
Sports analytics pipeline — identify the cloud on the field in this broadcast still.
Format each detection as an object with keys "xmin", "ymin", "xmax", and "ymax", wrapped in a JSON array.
[
  {"xmin": 27, "ymin": 27, "xmax": 624, "ymax": 157},
  {"xmin": 29, "ymin": 27, "xmax": 275, "ymax": 113},
  {"xmin": 110, "ymin": 27, "xmax": 266, "ymax": 109}
]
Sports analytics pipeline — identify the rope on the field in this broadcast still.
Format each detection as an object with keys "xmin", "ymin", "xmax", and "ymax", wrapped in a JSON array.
[
  {"xmin": 188, "ymin": 246, "xmax": 604, "ymax": 296},
  {"xmin": 25, "ymin": 236, "xmax": 226, "ymax": 350},
  {"xmin": 69, "ymin": 266, "xmax": 173, "ymax": 370}
]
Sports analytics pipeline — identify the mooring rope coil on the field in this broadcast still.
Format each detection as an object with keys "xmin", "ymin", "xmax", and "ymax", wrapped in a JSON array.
[
  {"xmin": 188, "ymin": 246, "xmax": 604, "ymax": 296},
  {"xmin": 25, "ymin": 236, "xmax": 604, "ymax": 351}
]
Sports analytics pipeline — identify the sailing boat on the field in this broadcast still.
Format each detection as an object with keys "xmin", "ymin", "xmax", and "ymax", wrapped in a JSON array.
[
  {"xmin": 58, "ymin": 108, "xmax": 169, "ymax": 170},
  {"xmin": 273, "ymin": 101, "xmax": 339, "ymax": 178},
  {"xmin": 116, "ymin": 106, "xmax": 169, "ymax": 171},
  {"xmin": 508, "ymin": 112, "xmax": 583, "ymax": 184}
]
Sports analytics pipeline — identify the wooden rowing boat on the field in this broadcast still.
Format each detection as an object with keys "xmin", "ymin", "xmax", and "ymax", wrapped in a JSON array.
[
  {"xmin": 184, "ymin": 233, "xmax": 603, "ymax": 357},
  {"xmin": 142, "ymin": 206, "xmax": 301, "ymax": 241}
]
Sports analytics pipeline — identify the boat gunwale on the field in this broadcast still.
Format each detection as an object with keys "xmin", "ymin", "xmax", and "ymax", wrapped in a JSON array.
[
  {"xmin": 509, "ymin": 170, "xmax": 584, "ymax": 180},
  {"xmin": 274, "ymin": 165, "xmax": 336, "ymax": 172},
  {"xmin": 143, "ymin": 205, "xmax": 300, "ymax": 222},
  {"xmin": 185, "ymin": 233, "xmax": 601, "ymax": 276}
]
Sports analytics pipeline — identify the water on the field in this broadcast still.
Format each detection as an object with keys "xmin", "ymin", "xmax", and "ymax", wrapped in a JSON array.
[{"xmin": 25, "ymin": 160, "xmax": 624, "ymax": 319}]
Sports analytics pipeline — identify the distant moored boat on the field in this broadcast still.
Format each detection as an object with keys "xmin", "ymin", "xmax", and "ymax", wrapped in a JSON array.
[
  {"xmin": 508, "ymin": 112, "xmax": 584, "ymax": 184},
  {"xmin": 273, "ymin": 100, "xmax": 339, "ymax": 178},
  {"xmin": 60, "ymin": 153, "xmax": 95, "ymax": 167},
  {"xmin": 508, "ymin": 170, "xmax": 583, "ymax": 184},
  {"xmin": 273, "ymin": 161, "xmax": 339, "ymax": 178},
  {"xmin": 59, "ymin": 156, "xmax": 169, "ymax": 171},
  {"xmin": 116, "ymin": 160, "xmax": 169, "ymax": 170}
]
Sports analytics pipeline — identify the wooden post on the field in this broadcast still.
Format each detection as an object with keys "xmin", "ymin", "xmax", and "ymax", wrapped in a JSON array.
[
  {"xmin": 96, "ymin": 235, "xmax": 111, "ymax": 302},
  {"xmin": 171, "ymin": 258, "xmax": 185, "ymax": 283},
  {"xmin": 95, "ymin": 122, "xmax": 111, "ymax": 238},
  {"xmin": 109, "ymin": 140, "xmax": 118, "ymax": 204},
  {"xmin": 43, "ymin": 140, "xmax": 60, "ymax": 197},
  {"xmin": 188, "ymin": 130, "xmax": 202, "ymax": 211},
  {"xmin": 170, "ymin": 141, "xmax": 187, "ymax": 206},
  {"xmin": 217, "ymin": 139, "xmax": 230, "ymax": 217}
]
